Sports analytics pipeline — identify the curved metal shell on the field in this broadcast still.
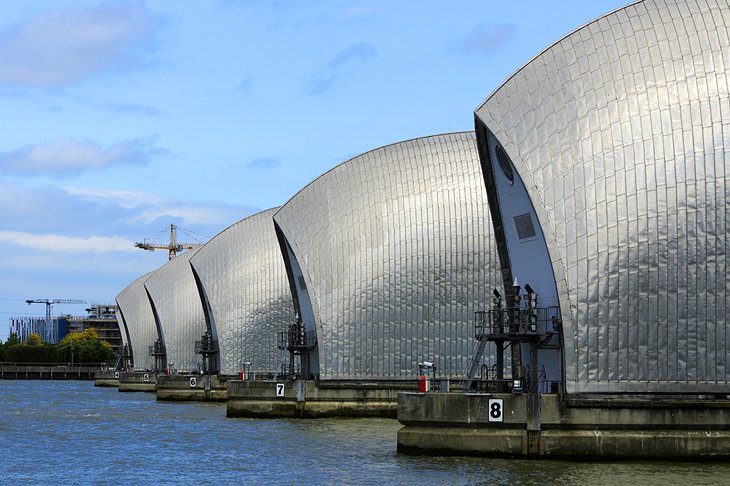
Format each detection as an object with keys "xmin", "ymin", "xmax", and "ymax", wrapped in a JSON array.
[
  {"xmin": 475, "ymin": 0, "xmax": 729, "ymax": 393},
  {"xmin": 189, "ymin": 208, "xmax": 294, "ymax": 376},
  {"xmin": 144, "ymin": 250, "xmax": 206, "ymax": 372},
  {"xmin": 115, "ymin": 272, "xmax": 156, "ymax": 370},
  {"xmin": 274, "ymin": 132, "xmax": 503, "ymax": 381}
]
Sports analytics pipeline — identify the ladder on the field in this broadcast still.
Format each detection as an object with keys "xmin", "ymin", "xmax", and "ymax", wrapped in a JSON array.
[{"xmin": 463, "ymin": 337, "xmax": 488, "ymax": 390}]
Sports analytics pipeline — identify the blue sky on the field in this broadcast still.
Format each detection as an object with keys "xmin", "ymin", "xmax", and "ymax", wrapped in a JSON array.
[{"xmin": 0, "ymin": 0, "xmax": 627, "ymax": 340}]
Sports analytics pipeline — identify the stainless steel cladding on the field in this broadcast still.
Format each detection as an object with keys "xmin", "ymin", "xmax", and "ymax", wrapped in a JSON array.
[
  {"xmin": 475, "ymin": 0, "xmax": 729, "ymax": 393},
  {"xmin": 274, "ymin": 132, "xmax": 503, "ymax": 381},
  {"xmin": 115, "ymin": 272, "xmax": 156, "ymax": 370},
  {"xmin": 144, "ymin": 250, "xmax": 206, "ymax": 372},
  {"xmin": 189, "ymin": 209, "xmax": 294, "ymax": 376}
]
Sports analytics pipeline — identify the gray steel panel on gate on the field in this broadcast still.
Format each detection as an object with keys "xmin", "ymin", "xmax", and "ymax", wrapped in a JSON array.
[
  {"xmin": 189, "ymin": 208, "xmax": 294, "ymax": 376},
  {"xmin": 475, "ymin": 0, "xmax": 729, "ymax": 393},
  {"xmin": 144, "ymin": 250, "xmax": 205, "ymax": 372},
  {"xmin": 274, "ymin": 132, "xmax": 503, "ymax": 381},
  {"xmin": 116, "ymin": 272, "xmax": 156, "ymax": 370}
]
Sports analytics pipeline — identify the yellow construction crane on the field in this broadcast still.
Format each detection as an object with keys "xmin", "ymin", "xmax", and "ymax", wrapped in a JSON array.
[{"xmin": 135, "ymin": 224, "xmax": 200, "ymax": 260}]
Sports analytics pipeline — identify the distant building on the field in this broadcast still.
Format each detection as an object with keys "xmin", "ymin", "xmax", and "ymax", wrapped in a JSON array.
[
  {"xmin": 8, "ymin": 316, "xmax": 69, "ymax": 344},
  {"xmin": 67, "ymin": 305, "xmax": 123, "ymax": 356}
]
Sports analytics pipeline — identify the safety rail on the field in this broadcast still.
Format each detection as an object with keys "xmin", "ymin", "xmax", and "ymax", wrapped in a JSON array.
[
  {"xmin": 277, "ymin": 329, "xmax": 317, "ymax": 351},
  {"xmin": 468, "ymin": 377, "xmax": 564, "ymax": 394},
  {"xmin": 475, "ymin": 305, "xmax": 562, "ymax": 338},
  {"xmin": 149, "ymin": 339, "xmax": 166, "ymax": 357},
  {"xmin": 194, "ymin": 335, "xmax": 218, "ymax": 355}
]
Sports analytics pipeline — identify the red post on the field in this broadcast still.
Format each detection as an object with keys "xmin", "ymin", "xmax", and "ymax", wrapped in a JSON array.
[{"xmin": 418, "ymin": 375, "xmax": 429, "ymax": 392}]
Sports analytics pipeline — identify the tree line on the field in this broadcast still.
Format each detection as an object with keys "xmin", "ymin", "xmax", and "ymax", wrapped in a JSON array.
[{"xmin": 0, "ymin": 328, "xmax": 115, "ymax": 365}]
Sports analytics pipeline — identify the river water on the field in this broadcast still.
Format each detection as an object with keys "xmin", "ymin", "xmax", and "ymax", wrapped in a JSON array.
[{"xmin": 1, "ymin": 381, "xmax": 729, "ymax": 485}]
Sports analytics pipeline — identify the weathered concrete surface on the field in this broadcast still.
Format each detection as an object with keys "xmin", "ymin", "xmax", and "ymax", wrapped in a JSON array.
[
  {"xmin": 398, "ymin": 427, "xmax": 528, "ymax": 458},
  {"xmin": 540, "ymin": 430, "xmax": 730, "ymax": 459},
  {"xmin": 0, "ymin": 365, "xmax": 97, "ymax": 380},
  {"xmin": 397, "ymin": 392, "xmax": 730, "ymax": 459},
  {"xmin": 227, "ymin": 380, "xmax": 410, "ymax": 418},
  {"xmin": 156, "ymin": 374, "xmax": 227, "ymax": 402},
  {"xmin": 118, "ymin": 371, "xmax": 156, "ymax": 392},
  {"xmin": 399, "ymin": 392, "xmax": 529, "ymax": 426},
  {"xmin": 94, "ymin": 370, "xmax": 120, "ymax": 387}
]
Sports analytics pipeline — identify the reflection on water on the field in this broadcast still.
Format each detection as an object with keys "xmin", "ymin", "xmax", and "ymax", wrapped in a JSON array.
[{"xmin": 1, "ymin": 381, "xmax": 728, "ymax": 485}]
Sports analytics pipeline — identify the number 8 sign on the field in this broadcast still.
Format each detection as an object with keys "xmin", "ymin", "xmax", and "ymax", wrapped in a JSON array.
[{"xmin": 488, "ymin": 398, "xmax": 504, "ymax": 422}]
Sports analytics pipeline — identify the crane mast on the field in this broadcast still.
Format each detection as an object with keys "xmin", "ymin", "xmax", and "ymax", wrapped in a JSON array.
[{"xmin": 135, "ymin": 224, "xmax": 197, "ymax": 260}]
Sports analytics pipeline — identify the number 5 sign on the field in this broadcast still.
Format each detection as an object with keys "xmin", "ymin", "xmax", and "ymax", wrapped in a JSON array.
[{"xmin": 488, "ymin": 398, "xmax": 504, "ymax": 422}]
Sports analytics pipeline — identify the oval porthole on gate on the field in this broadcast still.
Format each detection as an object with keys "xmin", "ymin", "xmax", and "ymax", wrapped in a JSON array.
[{"xmin": 495, "ymin": 145, "xmax": 514, "ymax": 185}]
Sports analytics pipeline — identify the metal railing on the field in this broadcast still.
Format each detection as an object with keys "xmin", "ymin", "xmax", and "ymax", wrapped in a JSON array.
[
  {"xmin": 468, "ymin": 365, "xmax": 564, "ymax": 394},
  {"xmin": 194, "ymin": 337, "xmax": 218, "ymax": 355},
  {"xmin": 277, "ymin": 329, "xmax": 317, "ymax": 351},
  {"xmin": 475, "ymin": 306, "xmax": 562, "ymax": 338},
  {"xmin": 148, "ymin": 340, "xmax": 166, "ymax": 357}
]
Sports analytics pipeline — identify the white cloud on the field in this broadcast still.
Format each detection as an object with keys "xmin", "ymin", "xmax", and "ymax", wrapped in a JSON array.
[
  {"xmin": 0, "ymin": 230, "xmax": 135, "ymax": 253},
  {"xmin": 0, "ymin": 2, "xmax": 158, "ymax": 87},
  {"xmin": 63, "ymin": 186, "xmax": 255, "ymax": 227},
  {"xmin": 0, "ymin": 181, "xmax": 259, "ymax": 255},
  {"xmin": 64, "ymin": 186, "xmax": 165, "ymax": 209},
  {"xmin": 0, "ymin": 250, "xmax": 157, "ymax": 276},
  {"xmin": 0, "ymin": 137, "xmax": 164, "ymax": 176},
  {"xmin": 131, "ymin": 204, "xmax": 252, "ymax": 227}
]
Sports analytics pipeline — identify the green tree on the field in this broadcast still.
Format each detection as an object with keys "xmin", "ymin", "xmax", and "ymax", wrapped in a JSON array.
[
  {"xmin": 5, "ymin": 333, "xmax": 20, "ymax": 346},
  {"xmin": 5, "ymin": 344, "xmax": 60, "ymax": 363},
  {"xmin": 60, "ymin": 327, "xmax": 115, "ymax": 364},
  {"xmin": 26, "ymin": 333, "xmax": 43, "ymax": 346},
  {"xmin": 0, "ymin": 333, "xmax": 20, "ymax": 362}
]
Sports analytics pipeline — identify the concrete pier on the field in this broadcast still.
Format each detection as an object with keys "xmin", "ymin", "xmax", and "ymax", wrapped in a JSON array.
[
  {"xmin": 94, "ymin": 370, "xmax": 120, "ymax": 387},
  {"xmin": 156, "ymin": 374, "xmax": 227, "ymax": 402},
  {"xmin": 397, "ymin": 392, "xmax": 730, "ymax": 459},
  {"xmin": 227, "ymin": 380, "xmax": 413, "ymax": 418},
  {"xmin": 118, "ymin": 371, "xmax": 157, "ymax": 392},
  {"xmin": 0, "ymin": 364, "xmax": 97, "ymax": 380}
]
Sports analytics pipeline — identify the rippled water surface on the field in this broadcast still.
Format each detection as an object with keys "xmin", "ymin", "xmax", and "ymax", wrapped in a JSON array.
[{"xmin": 2, "ymin": 381, "xmax": 729, "ymax": 485}]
